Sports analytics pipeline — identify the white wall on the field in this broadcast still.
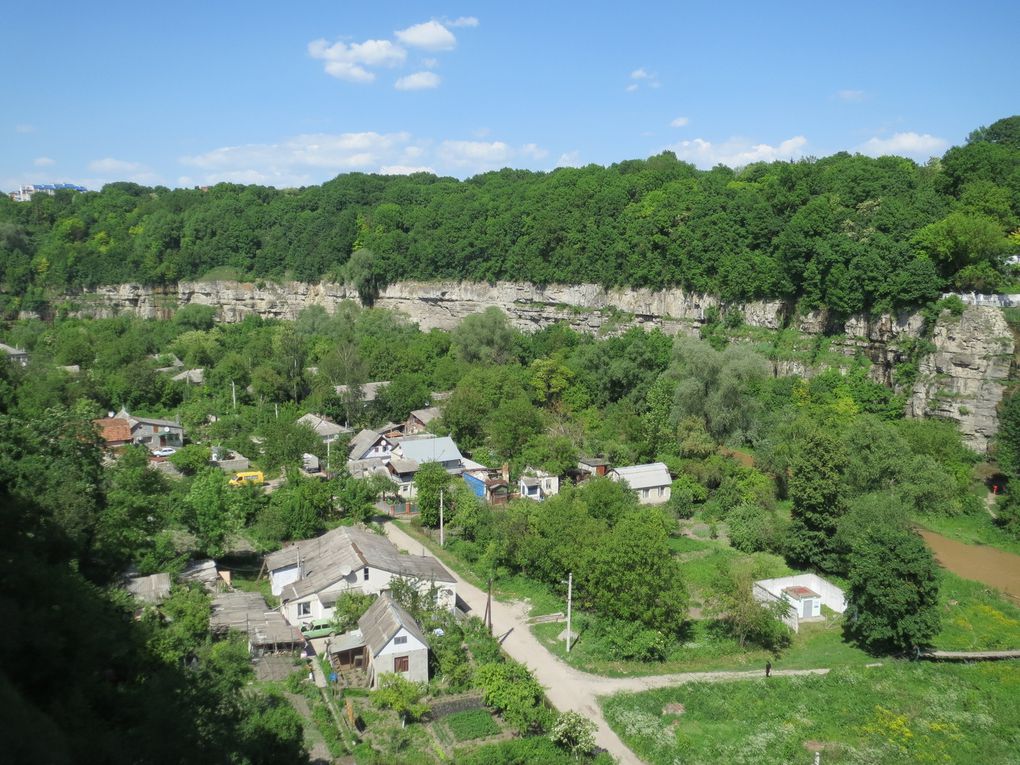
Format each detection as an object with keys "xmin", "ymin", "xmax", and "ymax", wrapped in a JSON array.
[
  {"xmin": 373, "ymin": 627, "xmax": 429, "ymax": 686},
  {"xmin": 755, "ymin": 574, "xmax": 846, "ymax": 613}
]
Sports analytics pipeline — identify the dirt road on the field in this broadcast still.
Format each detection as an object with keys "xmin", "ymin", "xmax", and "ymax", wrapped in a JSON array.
[{"xmin": 383, "ymin": 520, "xmax": 835, "ymax": 764}]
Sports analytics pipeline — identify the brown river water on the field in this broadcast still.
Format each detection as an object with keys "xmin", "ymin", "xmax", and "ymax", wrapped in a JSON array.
[{"xmin": 918, "ymin": 529, "xmax": 1020, "ymax": 601}]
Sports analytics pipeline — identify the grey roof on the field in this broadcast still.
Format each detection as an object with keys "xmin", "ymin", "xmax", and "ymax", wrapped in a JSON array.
[
  {"xmin": 393, "ymin": 436, "xmax": 462, "ymax": 465},
  {"xmin": 0, "ymin": 342, "xmax": 27, "ymax": 355},
  {"xmin": 297, "ymin": 413, "xmax": 351, "ymax": 438},
  {"xmin": 409, "ymin": 407, "xmax": 441, "ymax": 425},
  {"xmin": 117, "ymin": 408, "xmax": 182, "ymax": 430},
  {"xmin": 347, "ymin": 457, "xmax": 392, "ymax": 480},
  {"xmin": 124, "ymin": 572, "xmax": 171, "ymax": 604},
  {"xmin": 267, "ymin": 526, "xmax": 455, "ymax": 602},
  {"xmin": 171, "ymin": 368, "xmax": 205, "ymax": 384},
  {"xmin": 358, "ymin": 593, "xmax": 429, "ymax": 657},
  {"xmin": 579, "ymin": 457, "xmax": 610, "ymax": 467},
  {"xmin": 610, "ymin": 462, "xmax": 672, "ymax": 490},
  {"xmin": 329, "ymin": 628, "xmax": 367, "ymax": 653},
  {"xmin": 335, "ymin": 381, "xmax": 390, "ymax": 403},
  {"xmin": 210, "ymin": 590, "xmax": 302, "ymax": 645},
  {"xmin": 388, "ymin": 457, "xmax": 419, "ymax": 475},
  {"xmin": 520, "ymin": 476, "xmax": 541, "ymax": 488},
  {"xmin": 348, "ymin": 429, "xmax": 389, "ymax": 460}
]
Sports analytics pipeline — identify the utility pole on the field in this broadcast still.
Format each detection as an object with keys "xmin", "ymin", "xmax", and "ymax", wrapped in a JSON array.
[
  {"xmin": 326, "ymin": 438, "xmax": 331, "ymax": 472},
  {"xmin": 231, "ymin": 379, "xmax": 236, "ymax": 410},
  {"xmin": 566, "ymin": 571, "xmax": 573, "ymax": 653},
  {"xmin": 439, "ymin": 488, "xmax": 445, "ymax": 547}
]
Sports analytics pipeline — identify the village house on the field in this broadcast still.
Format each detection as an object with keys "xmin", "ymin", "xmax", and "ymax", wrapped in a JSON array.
[
  {"xmin": 265, "ymin": 526, "xmax": 457, "ymax": 626},
  {"xmin": 114, "ymin": 407, "xmax": 185, "ymax": 450},
  {"xmin": 518, "ymin": 468, "xmax": 560, "ymax": 501},
  {"xmin": 171, "ymin": 368, "xmax": 205, "ymax": 385},
  {"xmin": 404, "ymin": 406, "xmax": 442, "ymax": 435},
  {"xmin": 386, "ymin": 436, "xmax": 466, "ymax": 499},
  {"xmin": 0, "ymin": 342, "xmax": 29, "ymax": 367},
  {"xmin": 328, "ymin": 594, "xmax": 431, "ymax": 688},
  {"xmin": 609, "ymin": 462, "xmax": 672, "ymax": 504},
  {"xmin": 334, "ymin": 381, "xmax": 390, "ymax": 404},
  {"xmin": 463, "ymin": 466, "xmax": 511, "ymax": 505},
  {"xmin": 296, "ymin": 412, "xmax": 352, "ymax": 445},
  {"xmin": 348, "ymin": 429, "xmax": 395, "ymax": 462},
  {"xmin": 93, "ymin": 416, "xmax": 134, "ymax": 452}
]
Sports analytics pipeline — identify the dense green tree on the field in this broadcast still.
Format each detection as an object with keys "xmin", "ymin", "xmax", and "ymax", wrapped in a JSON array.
[
  {"xmin": 844, "ymin": 524, "xmax": 941, "ymax": 653},
  {"xmin": 787, "ymin": 427, "xmax": 848, "ymax": 572},
  {"xmin": 415, "ymin": 460, "xmax": 453, "ymax": 527}
]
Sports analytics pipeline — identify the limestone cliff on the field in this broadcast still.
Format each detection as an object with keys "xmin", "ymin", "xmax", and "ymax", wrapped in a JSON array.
[{"xmin": 53, "ymin": 280, "xmax": 1013, "ymax": 452}]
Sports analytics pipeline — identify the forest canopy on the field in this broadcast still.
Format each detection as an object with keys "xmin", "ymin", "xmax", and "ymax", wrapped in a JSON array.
[{"xmin": 2, "ymin": 116, "xmax": 1019, "ymax": 317}]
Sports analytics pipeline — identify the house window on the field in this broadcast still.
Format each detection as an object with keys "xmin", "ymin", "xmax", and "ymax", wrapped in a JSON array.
[
  {"xmin": 363, "ymin": 566, "xmax": 369, "ymax": 581},
  {"xmin": 297, "ymin": 602, "xmax": 311, "ymax": 616},
  {"xmin": 393, "ymin": 636, "xmax": 407, "ymax": 645},
  {"xmin": 394, "ymin": 656, "xmax": 409, "ymax": 672}
]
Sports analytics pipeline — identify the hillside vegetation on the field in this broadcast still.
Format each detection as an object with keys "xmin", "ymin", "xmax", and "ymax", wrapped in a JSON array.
[{"xmin": 1, "ymin": 117, "xmax": 1019, "ymax": 317}]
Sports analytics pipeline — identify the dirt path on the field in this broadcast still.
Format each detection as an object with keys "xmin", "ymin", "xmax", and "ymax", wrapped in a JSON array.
[
  {"xmin": 283, "ymin": 691, "xmax": 334, "ymax": 764},
  {"xmin": 384, "ymin": 520, "xmax": 847, "ymax": 765}
]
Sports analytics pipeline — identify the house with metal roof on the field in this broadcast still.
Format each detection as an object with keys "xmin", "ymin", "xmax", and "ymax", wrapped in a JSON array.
[
  {"xmin": 518, "ymin": 467, "xmax": 560, "ymax": 501},
  {"xmin": 115, "ymin": 407, "xmax": 185, "ymax": 450},
  {"xmin": 347, "ymin": 429, "xmax": 395, "ymax": 462},
  {"xmin": 385, "ymin": 436, "xmax": 466, "ymax": 499},
  {"xmin": 334, "ymin": 381, "xmax": 390, "ymax": 403},
  {"xmin": 608, "ymin": 462, "xmax": 672, "ymax": 505},
  {"xmin": 265, "ymin": 525, "xmax": 456, "ymax": 626},
  {"xmin": 0, "ymin": 342, "xmax": 29, "ymax": 367}
]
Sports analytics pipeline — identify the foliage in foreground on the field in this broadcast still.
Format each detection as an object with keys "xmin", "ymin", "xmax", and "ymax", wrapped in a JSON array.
[{"xmin": 602, "ymin": 661, "xmax": 1020, "ymax": 765}]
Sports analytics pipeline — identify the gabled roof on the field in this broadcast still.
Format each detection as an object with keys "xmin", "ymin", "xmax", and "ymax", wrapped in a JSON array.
[
  {"xmin": 116, "ymin": 408, "xmax": 182, "ymax": 430},
  {"xmin": 348, "ymin": 429, "xmax": 391, "ymax": 460},
  {"xmin": 0, "ymin": 342, "xmax": 27, "ymax": 355},
  {"xmin": 94, "ymin": 417, "xmax": 133, "ymax": 444},
  {"xmin": 393, "ymin": 436, "xmax": 462, "ymax": 465},
  {"xmin": 267, "ymin": 525, "xmax": 455, "ymax": 602},
  {"xmin": 297, "ymin": 413, "xmax": 351, "ymax": 438},
  {"xmin": 358, "ymin": 593, "xmax": 429, "ymax": 657},
  {"xmin": 171, "ymin": 368, "xmax": 205, "ymax": 384},
  {"xmin": 124, "ymin": 572, "xmax": 171, "ymax": 604},
  {"xmin": 335, "ymin": 381, "xmax": 390, "ymax": 403},
  {"xmin": 610, "ymin": 462, "xmax": 672, "ymax": 490},
  {"xmin": 409, "ymin": 407, "xmax": 441, "ymax": 425}
]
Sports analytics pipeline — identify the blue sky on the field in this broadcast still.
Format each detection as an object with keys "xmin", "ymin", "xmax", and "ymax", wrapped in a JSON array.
[{"xmin": 3, "ymin": 1, "xmax": 1018, "ymax": 190}]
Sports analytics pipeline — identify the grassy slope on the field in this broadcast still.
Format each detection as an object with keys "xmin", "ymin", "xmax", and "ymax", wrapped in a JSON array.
[{"xmin": 602, "ymin": 661, "xmax": 1020, "ymax": 765}]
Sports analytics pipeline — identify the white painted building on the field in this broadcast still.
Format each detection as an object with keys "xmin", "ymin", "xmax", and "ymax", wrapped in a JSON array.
[
  {"xmin": 265, "ymin": 526, "xmax": 456, "ymax": 626},
  {"xmin": 609, "ymin": 462, "xmax": 672, "ymax": 505},
  {"xmin": 518, "ymin": 468, "xmax": 560, "ymax": 501},
  {"xmin": 753, "ymin": 573, "xmax": 846, "ymax": 633},
  {"xmin": 359, "ymin": 593, "xmax": 430, "ymax": 688}
]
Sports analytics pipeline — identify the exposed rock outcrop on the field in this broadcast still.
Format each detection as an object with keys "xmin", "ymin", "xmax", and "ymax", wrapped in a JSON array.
[
  {"xmin": 908, "ymin": 306, "xmax": 1013, "ymax": 453},
  {"xmin": 52, "ymin": 280, "xmax": 1014, "ymax": 452}
]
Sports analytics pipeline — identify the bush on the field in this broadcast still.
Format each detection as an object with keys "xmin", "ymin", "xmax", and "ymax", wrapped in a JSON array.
[
  {"xmin": 475, "ymin": 661, "xmax": 553, "ymax": 734},
  {"xmin": 550, "ymin": 710, "xmax": 597, "ymax": 756},
  {"xmin": 592, "ymin": 619, "xmax": 668, "ymax": 661}
]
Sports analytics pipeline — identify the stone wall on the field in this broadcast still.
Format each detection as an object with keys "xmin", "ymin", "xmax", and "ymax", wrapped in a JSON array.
[{"xmin": 53, "ymin": 280, "xmax": 1014, "ymax": 452}]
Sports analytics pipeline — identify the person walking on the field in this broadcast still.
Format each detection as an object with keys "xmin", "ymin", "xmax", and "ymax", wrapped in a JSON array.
[{"xmin": 765, "ymin": 660, "xmax": 772, "ymax": 678}]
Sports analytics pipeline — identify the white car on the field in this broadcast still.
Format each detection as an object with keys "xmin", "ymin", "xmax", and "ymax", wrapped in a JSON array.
[{"xmin": 152, "ymin": 447, "xmax": 177, "ymax": 457}]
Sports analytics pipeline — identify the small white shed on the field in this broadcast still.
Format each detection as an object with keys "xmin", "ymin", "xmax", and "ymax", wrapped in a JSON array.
[{"xmin": 781, "ymin": 585, "xmax": 822, "ymax": 619}]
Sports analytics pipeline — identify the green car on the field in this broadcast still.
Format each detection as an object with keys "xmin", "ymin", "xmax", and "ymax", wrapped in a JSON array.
[{"xmin": 300, "ymin": 619, "xmax": 337, "ymax": 639}]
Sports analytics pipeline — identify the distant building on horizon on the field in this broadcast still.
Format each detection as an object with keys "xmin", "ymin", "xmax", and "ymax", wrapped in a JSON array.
[{"xmin": 8, "ymin": 183, "xmax": 87, "ymax": 202}]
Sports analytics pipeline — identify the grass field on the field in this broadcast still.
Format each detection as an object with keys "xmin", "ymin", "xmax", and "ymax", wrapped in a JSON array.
[
  {"xmin": 935, "ymin": 571, "xmax": 1020, "ymax": 650},
  {"xmin": 442, "ymin": 709, "xmax": 501, "ymax": 742},
  {"xmin": 602, "ymin": 661, "xmax": 1020, "ymax": 765}
]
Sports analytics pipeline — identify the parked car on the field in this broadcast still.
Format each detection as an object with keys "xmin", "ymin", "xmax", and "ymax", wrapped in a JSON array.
[
  {"xmin": 300, "ymin": 619, "xmax": 338, "ymax": 639},
  {"xmin": 152, "ymin": 447, "xmax": 177, "ymax": 457}
]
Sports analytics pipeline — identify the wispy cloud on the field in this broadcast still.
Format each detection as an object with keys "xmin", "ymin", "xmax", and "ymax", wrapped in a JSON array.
[
  {"xmin": 836, "ymin": 89, "xmax": 866, "ymax": 102},
  {"xmin": 627, "ymin": 67, "xmax": 660, "ymax": 92},
  {"xmin": 670, "ymin": 116, "xmax": 689, "ymax": 127},
  {"xmin": 88, "ymin": 157, "xmax": 147, "ymax": 174},
  {"xmin": 556, "ymin": 151, "xmax": 581, "ymax": 168},
  {"xmin": 378, "ymin": 164, "xmax": 435, "ymax": 175},
  {"xmin": 395, "ymin": 71, "xmax": 441, "ymax": 91},
  {"xmin": 395, "ymin": 20, "xmax": 457, "ymax": 51},
  {"xmin": 33, "ymin": 156, "xmax": 55, "ymax": 167},
  {"xmin": 447, "ymin": 16, "xmax": 479, "ymax": 28},
  {"xmin": 857, "ymin": 131, "xmax": 947, "ymax": 159},
  {"xmin": 668, "ymin": 135, "xmax": 808, "ymax": 168},
  {"xmin": 15, "ymin": 124, "xmax": 35, "ymax": 134}
]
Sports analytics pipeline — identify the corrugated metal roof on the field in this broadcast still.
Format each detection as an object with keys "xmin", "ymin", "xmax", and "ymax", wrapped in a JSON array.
[
  {"xmin": 393, "ymin": 436, "xmax": 462, "ymax": 465},
  {"xmin": 610, "ymin": 462, "xmax": 672, "ymax": 490}
]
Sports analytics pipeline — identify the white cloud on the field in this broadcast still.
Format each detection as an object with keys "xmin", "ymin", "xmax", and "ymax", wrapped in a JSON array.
[
  {"xmin": 379, "ymin": 164, "xmax": 435, "ymax": 175},
  {"xmin": 88, "ymin": 157, "xmax": 147, "ymax": 174},
  {"xmin": 668, "ymin": 135, "xmax": 808, "ymax": 168},
  {"xmin": 447, "ymin": 16, "xmax": 479, "ymax": 27},
  {"xmin": 556, "ymin": 151, "xmax": 581, "ymax": 168},
  {"xmin": 628, "ymin": 67, "xmax": 660, "ymax": 91},
  {"xmin": 33, "ymin": 157, "xmax": 55, "ymax": 167},
  {"xmin": 520, "ymin": 143, "xmax": 549, "ymax": 160},
  {"xmin": 395, "ymin": 71, "xmax": 441, "ymax": 90},
  {"xmin": 630, "ymin": 68, "xmax": 651, "ymax": 80},
  {"xmin": 308, "ymin": 38, "xmax": 406, "ymax": 82},
  {"xmin": 670, "ymin": 116, "xmax": 689, "ymax": 127},
  {"xmin": 625, "ymin": 83, "xmax": 639, "ymax": 93},
  {"xmin": 857, "ymin": 132, "xmax": 948, "ymax": 158},
  {"xmin": 422, "ymin": 57, "xmax": 439, "ymax": 69},
  {"xmin": 836, "ymin": 89, "xmax": 866, "ymax": 102},
  {"xmin": 15, "ymin": 124, "xmax": 34, "ymax": 134},
  {"xmin": 438, "ymin": 140, "xmax": 512, "ymax": 168},
  {"xmin": 395, "ymin": 20, "xmax": 456, "ymax": 51}
]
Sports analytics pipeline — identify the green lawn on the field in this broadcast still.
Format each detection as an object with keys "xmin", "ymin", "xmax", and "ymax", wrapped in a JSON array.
[
  {"xmin": 601, "ymin": 661, "xmax": 1020, "ymax": 765},
  {"xmin": 935, "ymin": 571, "xmax": 1020, "ymax": 650},
  {"xmin": 442, "ymin": 709, "xmax": 501, "ymax": 742},
  {"xmin": 533, "ymin": 615, "xmax": 873, "ymax": 678}
]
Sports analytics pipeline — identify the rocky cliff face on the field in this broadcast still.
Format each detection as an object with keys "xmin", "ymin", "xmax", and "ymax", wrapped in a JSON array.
[{"xmin": 58, "ymin": 280, "xmax": 1013, "ymax": 452}]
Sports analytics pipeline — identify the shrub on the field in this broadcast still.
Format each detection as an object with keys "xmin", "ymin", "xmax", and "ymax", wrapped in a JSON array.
[
  {"xmin": 474, "ymin": 661, "xmax": 553, "ymax": 734},
  {"xmin": 550, "ymin": 710, "xmax": 597, "ymax": 756}
]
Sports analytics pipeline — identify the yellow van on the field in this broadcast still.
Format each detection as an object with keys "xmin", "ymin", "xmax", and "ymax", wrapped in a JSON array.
[{"xmin": 229, "ymin": 471, "xmax": 264, "ymax": 486}]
